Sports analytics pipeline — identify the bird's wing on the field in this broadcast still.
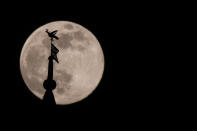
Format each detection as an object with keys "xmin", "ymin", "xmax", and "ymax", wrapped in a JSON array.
[
  {"xmin": 53, "ymin": 35, "xmax": 59, "ymax": 40},
  {"xmin": 51, "ymin": 30, "xmax": 58, "ymax": 35}
]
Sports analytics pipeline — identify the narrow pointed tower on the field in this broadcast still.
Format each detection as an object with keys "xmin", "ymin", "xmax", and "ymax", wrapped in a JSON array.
[{"xmin": 43, "ymin": 29, "xmax": 59, "ymax": 105}]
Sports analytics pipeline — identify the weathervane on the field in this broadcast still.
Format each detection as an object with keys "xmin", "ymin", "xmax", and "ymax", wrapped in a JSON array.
[{"xmin": 43, "ymin": 29, "xmax": 60, "ymax": 105}]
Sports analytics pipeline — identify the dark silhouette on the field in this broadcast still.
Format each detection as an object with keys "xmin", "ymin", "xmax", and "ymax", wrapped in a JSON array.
[
  {"xmin": 46, "ymin": 29, "xmax": 59, "ymax": 41},
  {"xmin": 42, "ymin": 30, "xmax": 59, "ymax": 105}
]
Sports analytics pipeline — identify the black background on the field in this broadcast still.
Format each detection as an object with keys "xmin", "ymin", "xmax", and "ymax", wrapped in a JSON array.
[
  {"xmin": 0, "ymin": 2, "xmax": 122, "ymax": 126},
  {"xmin": 0, "ymin": 1, "xmax": 184, "ymax": 129}
]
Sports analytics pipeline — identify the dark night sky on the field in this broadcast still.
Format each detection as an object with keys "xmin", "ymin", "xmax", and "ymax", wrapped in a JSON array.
[
  {"xmin": 0, "ymin": 2, "xmax": 119, "ymax": 124},
  {"xmin": 0, "ymin": 1, "xmax": 182, "ymax": 128}
]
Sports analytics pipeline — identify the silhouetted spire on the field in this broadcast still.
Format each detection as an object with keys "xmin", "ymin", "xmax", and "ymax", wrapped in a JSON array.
[{"xmin": 42, "ymin": 29, "xmax": 59, "ymax": 105}]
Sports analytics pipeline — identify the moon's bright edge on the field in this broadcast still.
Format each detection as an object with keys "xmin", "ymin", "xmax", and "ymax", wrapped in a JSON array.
[{"xmin": 20, "ymin": 21, "xmax": 104, "ymax": 105}]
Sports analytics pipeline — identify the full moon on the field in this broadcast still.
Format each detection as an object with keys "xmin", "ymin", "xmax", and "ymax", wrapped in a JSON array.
[{"xmin": 20, "ymin": 21, "xmax": 104, "ymax": 105}]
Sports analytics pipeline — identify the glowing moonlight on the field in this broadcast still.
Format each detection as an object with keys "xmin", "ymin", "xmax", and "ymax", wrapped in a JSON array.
[{"xmin": 20, "ymin": 21, "xmax": 104, "ymax": 105}]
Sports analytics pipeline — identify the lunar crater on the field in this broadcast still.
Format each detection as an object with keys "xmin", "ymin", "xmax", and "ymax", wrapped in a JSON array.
[
  {"xmin": 54, "ymin": 69, "xmax": 73, "ymax": 95},
  {"xmin": 73, "ymin": 31, "xmax": 85, "ymax": 41},
  {"xmin": 64, "ymin": 24, "xmax": 74, "ymax": 30},
  {"xmin": 26, "ymin": 46, "xmax": 45, "ymax": 75},
  {"xmin": 56, "ymin": 33, "xmax": 73, "ymax": 50},
  {"xmin": 26, "ymin": 75, "xmax": 45, "ymax": 95}
]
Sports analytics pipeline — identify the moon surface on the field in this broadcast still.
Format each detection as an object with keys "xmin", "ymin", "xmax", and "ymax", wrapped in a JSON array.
[{"xmin": 20, "ymin": 21, "xmax": 104, "ymax": 105}]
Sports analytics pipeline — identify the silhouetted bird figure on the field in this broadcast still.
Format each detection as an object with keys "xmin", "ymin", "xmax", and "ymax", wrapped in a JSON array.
[{"xmin": 45, "ymin": 29, "xmax": 59, "ymax": 41}]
